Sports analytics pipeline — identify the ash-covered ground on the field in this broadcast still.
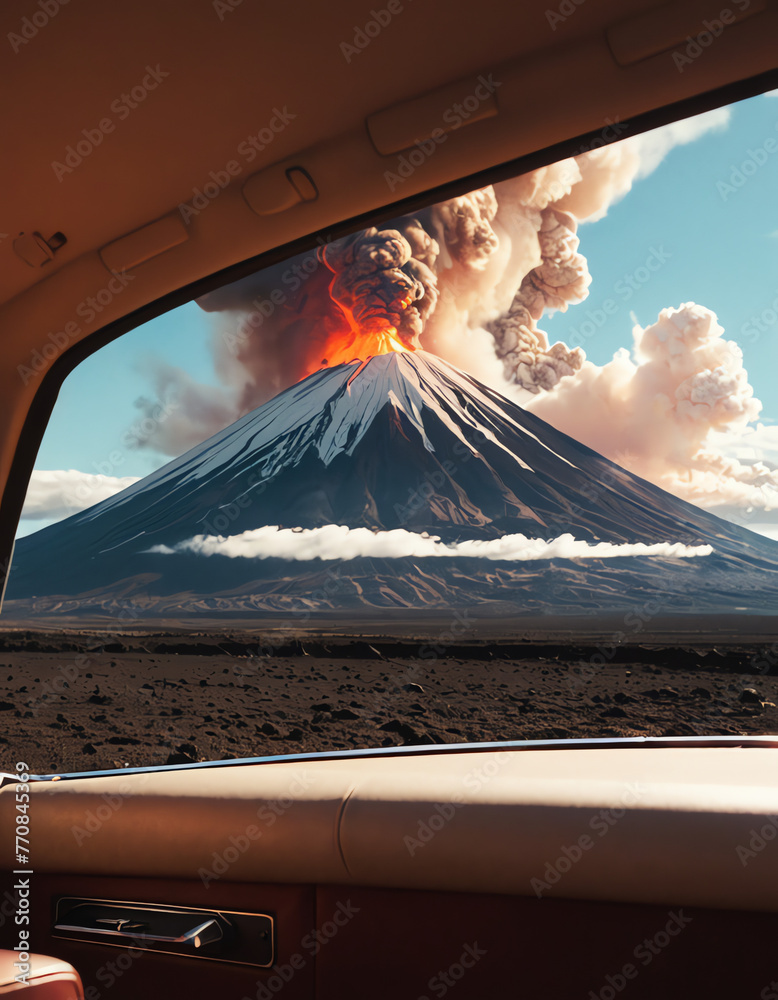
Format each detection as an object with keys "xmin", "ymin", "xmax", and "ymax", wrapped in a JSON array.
[{"xmin": 1, "ymin": 630, "xmax": 776, "ymax": 775}]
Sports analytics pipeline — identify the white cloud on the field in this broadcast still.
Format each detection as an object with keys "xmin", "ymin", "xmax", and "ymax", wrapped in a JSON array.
[
  {"xmin": 21, "ymin": 470, "xmax": 140, "ymax": 521},
  {"xmin": 553, "ymin": 107, "xmax": 732, "ymax": 228},
  {"xmin": 749, "ymin": 524, "xmax": 778, "ymax": 541},
  {"xmin": 710, "ymin": 423, "xmax": 778, "ymax": 468},
  {"xmin": 149, "ymin": 525, "xmax": 712, "ymax": 562},
  {"xmin": 528, "ymin": 304, "xmax": 778, "ymax": 512},
  {"xmin": 629, "ymin": 106, "xmax": 731, "ymax": 178}
]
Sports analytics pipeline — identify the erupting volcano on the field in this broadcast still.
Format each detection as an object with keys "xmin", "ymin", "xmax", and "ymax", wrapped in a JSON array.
[
  {"xmin": 6, "ymin": 350, "xmax": 778, "ymax": 624},
  {"xmin": 314, "ymin": 226, "xmax": 434, "ymax": 368}
]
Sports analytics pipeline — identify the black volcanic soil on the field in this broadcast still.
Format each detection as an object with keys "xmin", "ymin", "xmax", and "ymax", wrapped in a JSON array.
[{"xmin": 0, "ymin": 630, "xmax": 776, "ymax": 775}]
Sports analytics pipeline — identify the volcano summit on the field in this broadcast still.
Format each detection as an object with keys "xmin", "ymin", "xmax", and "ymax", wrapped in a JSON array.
[{"xmin": 6, "ymin": 352, "xmax": 778, "ymax": 622}]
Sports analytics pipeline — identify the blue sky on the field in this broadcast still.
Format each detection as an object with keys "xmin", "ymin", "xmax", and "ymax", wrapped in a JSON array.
[
  {"xmin": 32, "ymin": 300, "xmax": 218, "ymax": 480},
  {"xmin": 544, "ymin": 89, "xmax": 778, "ymax": 404},
  {"xmin": 18, "ymin": 88, "xmax": 778, "ymax": 537}
]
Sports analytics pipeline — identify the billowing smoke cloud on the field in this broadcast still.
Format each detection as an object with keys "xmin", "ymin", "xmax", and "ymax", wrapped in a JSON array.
[
  {"xmin": 528, "ymin": 303, "xmax": 778, "ymax": 510},
  {"xmin": 21, "ymin": 470, "xmax": 140, "ymax": 521},
  {"xmin": 149, "ymin": 525, "xmax": 712, "ymax": 562},
  {"xmin": 131, "ymin": 361, "xmax": 233, "ymax": 455},
  {"xmin": 488, "ymin": 206, "xmax": 588, "ymax": 391},
  {"xmin": 318, "ymin": 224, "xmax": 439, "ymax": 359},
  {"xmin": 131, "ymin": 109, "xmax": 731, "ymax": 457}
]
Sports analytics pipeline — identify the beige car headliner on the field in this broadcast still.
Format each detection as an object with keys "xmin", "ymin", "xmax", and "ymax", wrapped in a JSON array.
[{"xmin": 0, "ymin": 0, "xmax": 776, "ymax": 557}]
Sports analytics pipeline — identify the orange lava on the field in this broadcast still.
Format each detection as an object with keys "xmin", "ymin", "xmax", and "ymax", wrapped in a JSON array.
[{"xmin": 316, "ymin": 323, "xmax": 415, "ymax": 371}]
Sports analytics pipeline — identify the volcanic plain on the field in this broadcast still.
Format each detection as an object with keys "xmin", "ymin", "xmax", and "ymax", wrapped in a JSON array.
[{"xmin": 1, "ymin": 627, "xmax": 776, "ymax": 775}]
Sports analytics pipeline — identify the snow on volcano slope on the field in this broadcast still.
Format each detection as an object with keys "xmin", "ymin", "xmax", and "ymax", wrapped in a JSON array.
[{"xmin": 6, "ymin": 351, "xmax": 778, "ymax": 617}]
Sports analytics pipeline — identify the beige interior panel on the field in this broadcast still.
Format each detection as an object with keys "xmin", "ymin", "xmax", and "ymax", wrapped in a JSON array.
[{"xmin": 3, "ymin": 748, "xmax": 777, "ymax": 911}]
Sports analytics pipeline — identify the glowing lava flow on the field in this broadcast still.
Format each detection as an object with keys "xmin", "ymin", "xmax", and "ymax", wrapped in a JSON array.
[
  {"xmin": 318, "ymin": 298, "xmax": 417, "ymax": 381},
  {"xmin": 314, "ymin": 228, "xmax": 423, "ymax": 378},
  {"xmin": 344, "ymin": 325, "xmax": 413, "ymax": 388}
]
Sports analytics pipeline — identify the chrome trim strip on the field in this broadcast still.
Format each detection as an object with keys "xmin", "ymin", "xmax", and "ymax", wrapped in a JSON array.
[
  {"xmin": 23, "ymin": 734, "xmax": 778, "ymax": 782},
  {"xmin": 53, "ymin": 896, "xmax": 274, "ymax": 968},
  {"xmin": 54, "ymin": 917, "xmax": 222, "ymax": 946}
]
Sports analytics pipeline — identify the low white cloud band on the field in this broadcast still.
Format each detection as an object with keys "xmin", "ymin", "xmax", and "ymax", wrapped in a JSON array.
[{"xmin": 149, "ymin": 525, "xmax": 713, "ymax": 562}]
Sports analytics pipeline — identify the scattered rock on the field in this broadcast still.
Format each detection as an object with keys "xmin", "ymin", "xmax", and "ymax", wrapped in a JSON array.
[
  {"xmin": 739, "ymin": 688, "xmax": 763, "ymax": 705},
  {"xmin": 260, "ymin": 722, "xmax": 278, "ymax": 736},
  {"xmin": 331, "ymin": 708, "xmax": 359, "ymax": 721},
  {"xmin": 660, "ymin": 723, "xmax": 698, "ymax": 736},
  {"xmin": 402, "ymin": 683, "xmax": 424, "ymax": 694},
  {"xmin": 166, "ymin": 742, "xmax": 199, "ymax": 764},
  {"xmin": 642, "ymin": 688, "xmax": 679, "ymax": 701},
  {"xmin": 379, "ymin": 719, "xmax": 419, "ymax": 742}
]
